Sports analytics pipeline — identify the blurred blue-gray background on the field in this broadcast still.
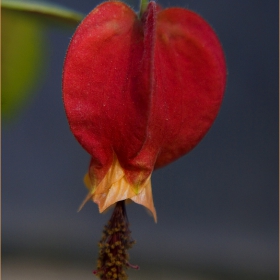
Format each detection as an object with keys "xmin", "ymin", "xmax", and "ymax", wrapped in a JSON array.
[{"xmin": 2, "ymin": 0, "xmax": 278, "ymax": 279}]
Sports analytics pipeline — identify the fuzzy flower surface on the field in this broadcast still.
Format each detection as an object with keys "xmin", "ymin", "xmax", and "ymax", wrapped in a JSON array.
[{"xmin": 62, "ymin": 1, "xmax": 226, "ymax": 222}]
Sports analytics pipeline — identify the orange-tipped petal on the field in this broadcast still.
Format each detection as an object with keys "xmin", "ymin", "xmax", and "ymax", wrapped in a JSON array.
[
  {"xmin": 83, "ymin": 155, "xmax": 157, "ymax": 222},
  {"xmin": 63, "ymin": 1, "xmax": 226, "ymax": 219}
]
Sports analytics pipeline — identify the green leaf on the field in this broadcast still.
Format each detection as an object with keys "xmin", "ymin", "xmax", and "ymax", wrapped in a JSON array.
[
  {"xmin": 1, "ymin": 1, "xmax": 85, "ymax": 122},
  {"xmin": 1, "ymin": 0, "xmax": 84, "ymax": 28},
  {"xmin": 2, "ymin": 8, "xmax": 47, "ymax": 122}
]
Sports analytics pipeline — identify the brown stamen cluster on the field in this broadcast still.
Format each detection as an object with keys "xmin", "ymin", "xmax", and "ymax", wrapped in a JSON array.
[{"xmin": 93, "ymin": 201, "xmax": 139, "ymax": 280}]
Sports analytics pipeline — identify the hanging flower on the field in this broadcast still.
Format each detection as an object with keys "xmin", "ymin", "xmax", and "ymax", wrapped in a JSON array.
[{"xmin": 62, "ymin": 0, "xmax": 226, "ymax": 278}]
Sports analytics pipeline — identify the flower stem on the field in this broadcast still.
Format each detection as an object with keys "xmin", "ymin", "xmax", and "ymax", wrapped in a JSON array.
[
  {"xmin": 139, "ymin": 0, "xmax": 149, "ymax": 17},
  {"xmin": 93, "ymin": 201, "xmax": 139, "ymax": 280}
]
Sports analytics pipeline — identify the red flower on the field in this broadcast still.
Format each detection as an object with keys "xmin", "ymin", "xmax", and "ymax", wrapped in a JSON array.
[{"xmin": 62, "ymin": 1, "xmax": 226, "ymax": 222}]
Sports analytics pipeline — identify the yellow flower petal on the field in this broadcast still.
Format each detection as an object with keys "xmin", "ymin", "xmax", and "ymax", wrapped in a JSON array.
[{"xmin": 79, "ymin": 155, "xmax": 157, "ymax": 222}]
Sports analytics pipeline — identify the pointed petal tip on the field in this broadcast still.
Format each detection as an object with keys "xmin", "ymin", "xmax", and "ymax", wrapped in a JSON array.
[
  {"xmin": 77, "ymin": 192, "xmax": 93, "ymax": 212},
  {"xmin": 130, "ymin": 179, "xmax": 157, "ymax": 223},
  {"xmin": 82, "ymin": 155, "xmax": 157, "ymax": 222}
]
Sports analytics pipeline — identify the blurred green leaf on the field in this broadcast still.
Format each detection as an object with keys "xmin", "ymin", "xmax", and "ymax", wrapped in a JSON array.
[
  {"xmin": 1, "ymin": 1, "xmax": 84, "ymax": 122},
  {"xmin": 2, "ymin": 0, "xmax": 84, "ymax": 27},
  {"xmin": 2, "ymin": 8, "xmax": 47, "ymax": 121}
]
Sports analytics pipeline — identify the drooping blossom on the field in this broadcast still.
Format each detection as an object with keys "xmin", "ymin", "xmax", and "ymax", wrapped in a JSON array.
[
  {"xmin": 63, "ymin": 0, "xmax": 226, "ymax": 221},
  {"xmin": 62, "ymin": 1, "xmax": 226, "ymax": 278}
]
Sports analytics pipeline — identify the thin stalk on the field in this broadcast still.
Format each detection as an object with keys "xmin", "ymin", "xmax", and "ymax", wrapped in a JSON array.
[{"xmin": 139, "ymin": 0, "xmax": 149, "ymax": 17}]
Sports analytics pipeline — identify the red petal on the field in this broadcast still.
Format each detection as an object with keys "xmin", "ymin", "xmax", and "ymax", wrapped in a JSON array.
[
  {"xmin": 120, "ymin": 3, "xmax": 227, "ymax": 173},
  {"xmin": 154, "ymin": 7, "xmax": 226, "ymax": 168},
  {"xmin": 63, "ymin": 2, "xmax": 150, "ymax": 184},
  {"xmin": 63, "ymin": 1, "xmax": 226, "ymax": 186},
  {"xmin": 134, "ymin": 5, "xmax": 227, "ymax": 169}
]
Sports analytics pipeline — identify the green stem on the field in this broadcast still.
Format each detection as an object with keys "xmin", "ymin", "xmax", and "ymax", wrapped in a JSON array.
[{"xmin": 139, "ymin": 0, "xmax": 149, "ymax": 17}]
